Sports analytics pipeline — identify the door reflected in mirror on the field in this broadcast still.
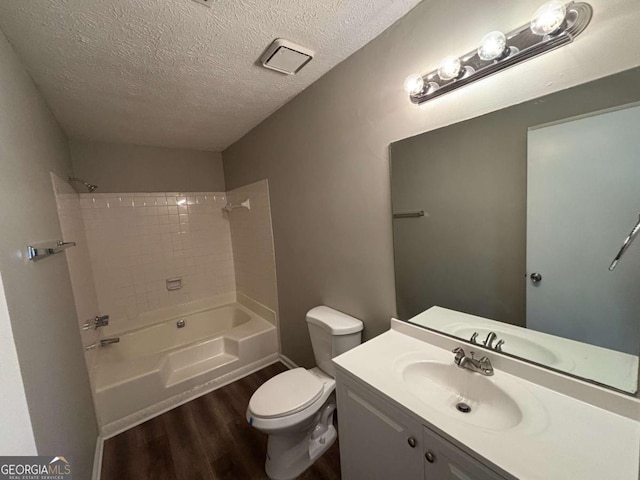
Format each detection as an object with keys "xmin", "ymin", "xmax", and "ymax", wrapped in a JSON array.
[
  {"xmin": 527, "ymin": 104, "xmax": 640, "ymax": 356},
  {"xmin": 390, "ymin": 67, "xmax": 640, "ymax": 394}
]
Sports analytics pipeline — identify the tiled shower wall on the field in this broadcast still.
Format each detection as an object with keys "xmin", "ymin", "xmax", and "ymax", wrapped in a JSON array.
[
  {"xmin": 80, "ymin": 192, "xmax": 235, "ymax": 323},
  {"xmin": 227, "ymin": 180, "xmax": 278, "ymax": 315}
]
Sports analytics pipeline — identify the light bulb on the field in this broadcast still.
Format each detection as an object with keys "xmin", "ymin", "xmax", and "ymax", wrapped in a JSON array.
[
  {"xmin": 478, "ymin": 31, "xmax": 508, "ymax": 61},
  {"xmin": 403, "ymin": 74, "xmax": 425, "ymax": 95},
  {"xmin": 437, "ymin": 56, "xmax": 462, "ymax": 81},
  {"xmin": 530, "ymin": 1, "xmax": 567, "ymax": 36}
]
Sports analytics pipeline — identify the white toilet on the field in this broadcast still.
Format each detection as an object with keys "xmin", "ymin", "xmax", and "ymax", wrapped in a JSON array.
[{"xmin": 246, "ymin": 306, "xmax": 363, "ymax": 480}]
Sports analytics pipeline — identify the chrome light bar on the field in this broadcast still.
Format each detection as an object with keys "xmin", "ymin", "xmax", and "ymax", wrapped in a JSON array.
[{"xmin": 405, "ymin": 2, "xmax": 593, "ymax": 105}]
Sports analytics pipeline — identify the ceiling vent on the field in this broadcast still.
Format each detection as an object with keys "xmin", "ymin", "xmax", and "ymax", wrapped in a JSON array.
[{"xmin": 260, "ymin": 39, "xmax": 314, "ymax": 75}]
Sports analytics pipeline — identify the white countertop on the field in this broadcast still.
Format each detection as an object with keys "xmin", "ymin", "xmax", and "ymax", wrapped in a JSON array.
[{"xmin": 334, "ymin": 323, "xmax": 640, "ymax": 480}]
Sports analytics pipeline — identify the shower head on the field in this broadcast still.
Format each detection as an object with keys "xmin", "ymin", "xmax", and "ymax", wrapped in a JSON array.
[{"xmin": 68, "ymin": 177, "xmax": 98, "ymax": 193}]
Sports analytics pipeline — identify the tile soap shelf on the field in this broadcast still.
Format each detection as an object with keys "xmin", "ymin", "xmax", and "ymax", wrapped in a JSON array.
[{"xmin": 27, "ymin": 240, "xmax": 76, "ymax": 261}]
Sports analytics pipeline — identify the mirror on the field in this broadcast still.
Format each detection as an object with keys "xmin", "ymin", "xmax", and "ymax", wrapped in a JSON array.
[{"xmin": 390, "ymin": 67, "xmax": 640, "ymax": 394}]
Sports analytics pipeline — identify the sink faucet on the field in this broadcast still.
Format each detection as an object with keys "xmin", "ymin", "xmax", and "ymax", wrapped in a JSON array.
[
  {"xmin": 452, "ymin": 347, "xmax": 494, "ymax": 376},
  {"xmin": 482, "ymin": 332, "xmax": 498, "ymax": 349}
]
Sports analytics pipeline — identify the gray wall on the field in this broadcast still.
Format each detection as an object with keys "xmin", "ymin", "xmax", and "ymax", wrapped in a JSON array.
[
  {"xmin": 223, "ymin": 0, "xmax": 640, "ymax": 367},
  {"xmin": 0, "ymin": 31, "xmax": 98, "ymax": 477},
  {"xmin": 70, "ymin": 139, "xmax": 225, "ymax": 193},
  {"xmin": 391, "ymin": 69, "xmax": 640, "ymax": 327}
]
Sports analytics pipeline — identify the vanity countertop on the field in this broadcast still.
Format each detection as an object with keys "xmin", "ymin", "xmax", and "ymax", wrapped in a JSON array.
[{"xmin": 333, "ymin": 321, "xmax": 640, "ymax": 480}]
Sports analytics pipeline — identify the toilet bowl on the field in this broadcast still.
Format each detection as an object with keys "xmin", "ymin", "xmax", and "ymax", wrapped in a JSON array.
[{"xmin": 246, "ymin": 306, "xmax": 363, "ymax": 480}]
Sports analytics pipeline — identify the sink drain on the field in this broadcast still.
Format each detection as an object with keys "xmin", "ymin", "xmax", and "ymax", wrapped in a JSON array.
[{"xmin": 456, "ymin": 402, "xmax": 471, "ymax": 413}]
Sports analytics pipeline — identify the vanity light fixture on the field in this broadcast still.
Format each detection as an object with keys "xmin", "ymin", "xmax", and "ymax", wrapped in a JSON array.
[
  {"xmin": 478, "ymin": 31, "xmax": 509, "ymax": 61},
  {"xmin": 530, "ymin": 1, "xmax": 568, "ymax": 36},
  {"xmin": 403, "ymin": 73, "xmax": 425, "ymax": 95},
  {"xmin": 404, "ymin": 1, "xmax": 592, "ymax": 104},
  {"xmin": 437, "ymin": 56, "xmax": 464, "ymax": 81}
]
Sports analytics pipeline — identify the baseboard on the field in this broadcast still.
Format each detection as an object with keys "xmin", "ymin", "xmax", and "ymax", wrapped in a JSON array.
[
  {"xmin": 101, "ymin": 353, "xmax": 280, "ymax": 439},
  {"xmin": 278, "ymin": 354, "xmax": 299, "ymax": 370},
  {"xmin": 92, "ymin": 435, "xmax": 103, "ymax": 480}
]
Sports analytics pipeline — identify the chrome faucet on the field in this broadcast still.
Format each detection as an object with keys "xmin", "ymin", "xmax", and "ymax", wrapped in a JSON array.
[
  {"xmin": 482, "ymin": 331, "xmax": 498, "ymax": 349},
  {"xmin": 82, "ymin": 315, "xmax": 110, "ymax": 330},
  {"xmin": 452, "ymin": 347, "xmax": 494, "ymax": 376},
  {"xmin": 84, "ymin": 337, "xmax": 120, "ymax": 350}
]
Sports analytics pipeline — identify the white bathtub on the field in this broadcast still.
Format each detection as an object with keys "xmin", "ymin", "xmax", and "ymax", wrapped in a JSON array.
[{"xmin": 93, "ymin": 302, "xmax": 277, "ymax": 427}]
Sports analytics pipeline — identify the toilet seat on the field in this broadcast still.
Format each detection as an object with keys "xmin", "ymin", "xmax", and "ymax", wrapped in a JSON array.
[{"xmin": 249, "ymin": 368, "xmax": 324, "ymax": 419}]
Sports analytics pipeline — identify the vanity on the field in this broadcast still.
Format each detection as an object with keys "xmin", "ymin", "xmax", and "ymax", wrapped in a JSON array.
[
  {"xmin": 330, "ymin": 29, "xmax": 640, "ymax": 476},
  {"xmin": 334, "ymin": 318, "xmax": 640, "ymax": 480},
  {"xmin": 356, "ymin": 63, "xmax": 640, "ymax": 479}
]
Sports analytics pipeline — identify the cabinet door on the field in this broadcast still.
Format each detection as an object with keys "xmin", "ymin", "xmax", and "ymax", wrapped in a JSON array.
[
  {"xmin": 337, "ymin": 378, "xmax": 423, "ymax": 480},
  {"xmin": 423, "ymin": 427, "xmax": 507, "ymax": 480}
]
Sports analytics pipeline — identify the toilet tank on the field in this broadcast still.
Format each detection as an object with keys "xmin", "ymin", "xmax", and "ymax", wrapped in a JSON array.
[{"xmin": 306, "ymin": 306, "xmax": 363, "ymax": 377}]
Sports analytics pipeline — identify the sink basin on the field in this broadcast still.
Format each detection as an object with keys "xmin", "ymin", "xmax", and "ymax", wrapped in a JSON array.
[
  {"xmin": 400, "ymin": 360, "xmax": 523, "ymax": 431},
  {"xmin": 450, "ymin": 326, "xmax": 559, "ymax": 366}
]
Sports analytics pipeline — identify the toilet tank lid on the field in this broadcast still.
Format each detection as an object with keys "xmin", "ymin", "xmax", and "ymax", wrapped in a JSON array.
[{"xmin": 306, "ymin": 306, "xmax": 363, "ymax": 335}]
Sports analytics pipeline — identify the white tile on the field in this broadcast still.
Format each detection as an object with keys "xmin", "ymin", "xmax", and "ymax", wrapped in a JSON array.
[{"xmin": 82, "ymin": 191, "xmax": 237, "ymax": 324}]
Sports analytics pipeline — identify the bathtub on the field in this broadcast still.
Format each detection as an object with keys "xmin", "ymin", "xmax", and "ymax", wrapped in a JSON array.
[{"xmin": 93, "ymin": 301, "xmax": 277, "ymax": 427}]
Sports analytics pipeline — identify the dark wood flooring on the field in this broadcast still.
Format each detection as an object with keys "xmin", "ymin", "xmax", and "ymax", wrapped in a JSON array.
[{"xmin": 101, "ymin": 362, "xmax": 341, "ymax": 480}]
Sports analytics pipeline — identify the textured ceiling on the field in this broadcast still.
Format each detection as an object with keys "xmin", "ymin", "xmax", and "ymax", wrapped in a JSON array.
[{"xmin": 0, "ymin": 0, "xmax": 421, "ymax": 151}]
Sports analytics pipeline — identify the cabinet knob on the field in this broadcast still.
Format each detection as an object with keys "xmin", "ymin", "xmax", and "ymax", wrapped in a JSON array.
[
  {"xmin": 407, "ymin": 437, "xmax": 417, "ymax": 448},
  {"xmin": 425, "ymin": 451, "xmax": 436, "ymax": 463}
]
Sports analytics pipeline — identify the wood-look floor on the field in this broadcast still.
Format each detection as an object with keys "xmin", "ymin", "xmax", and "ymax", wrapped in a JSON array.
[{"xmin": 101, "ymin": 362, "xmax": 341, "ymax": 480}]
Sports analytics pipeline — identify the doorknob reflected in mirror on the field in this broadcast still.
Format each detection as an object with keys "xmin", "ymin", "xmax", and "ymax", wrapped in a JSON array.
[{"xmin": 530, "ymin": 273, "xmax": 542, "ymax": 284}]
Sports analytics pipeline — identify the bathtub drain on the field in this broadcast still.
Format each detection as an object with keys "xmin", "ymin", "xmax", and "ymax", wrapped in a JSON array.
[{"xmin": 456, "ymin": 402, "xmax": 471, "ymax": 413}]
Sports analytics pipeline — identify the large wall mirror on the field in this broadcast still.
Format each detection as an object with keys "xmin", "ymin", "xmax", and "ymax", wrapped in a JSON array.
[{"xmin": 390, "ymin": 67, "xmax": 640, "ymax": 394}]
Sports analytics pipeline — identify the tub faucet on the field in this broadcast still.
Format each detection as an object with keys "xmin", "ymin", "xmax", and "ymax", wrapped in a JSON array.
[
  {"xmin": 452, "ymin": 347, "xmax": 494, "ymax": 376},
  {"xmin": 84, "ymin": 337, "xmax": 120, "ymax": 350}
]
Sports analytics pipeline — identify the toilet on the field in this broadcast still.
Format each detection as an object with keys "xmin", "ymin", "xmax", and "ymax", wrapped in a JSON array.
[{"xmin": 246, "ymin": 306, "xmax": 363, "ymax": 480}]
